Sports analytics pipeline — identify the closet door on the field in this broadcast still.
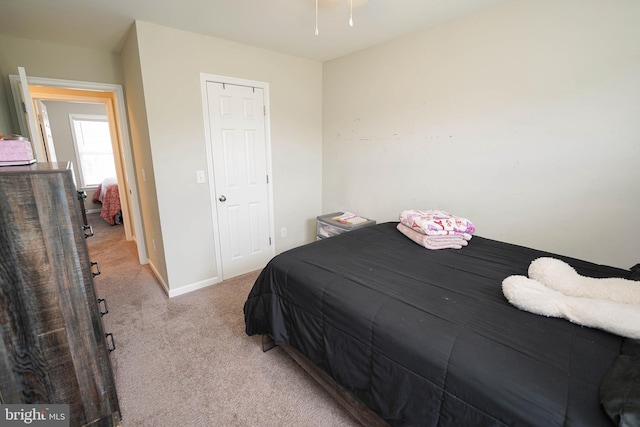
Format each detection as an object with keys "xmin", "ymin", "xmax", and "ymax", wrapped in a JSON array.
[{"xmin": 206, "ymin": 80, "xmax": 273, "ymax": 279}]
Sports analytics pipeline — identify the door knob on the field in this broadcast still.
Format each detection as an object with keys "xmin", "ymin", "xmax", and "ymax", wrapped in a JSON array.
[{"xmin": 219, "ymin": 195, "xmax": 227, "ymax": 202}]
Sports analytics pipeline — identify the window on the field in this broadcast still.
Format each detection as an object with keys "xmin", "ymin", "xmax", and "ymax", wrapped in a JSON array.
[{"xmin": 69, "ymin": 114, "xmax": 116, "ymax": 188}]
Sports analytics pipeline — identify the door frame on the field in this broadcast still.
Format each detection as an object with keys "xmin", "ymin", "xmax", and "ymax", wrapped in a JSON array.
[
  {"xmin": 200, "ymin": 73, "xmax": 275, "ymax": 280},
  {"xmin": 9, "ymin": 74, "xmax": 148, "ymax": 265}
]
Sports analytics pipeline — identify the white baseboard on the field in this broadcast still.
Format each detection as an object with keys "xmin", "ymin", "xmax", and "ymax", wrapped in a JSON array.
[
  {"xmin": 147, "ymin": 260, "xmax": 222, "ymax": 298},
  {"xmin": 148, "ymin": 261, "xmax": 170, "ymax": 295},
  {"xmin": 168, "ymin": 276, "xmax": 222, "ymax": 298}
]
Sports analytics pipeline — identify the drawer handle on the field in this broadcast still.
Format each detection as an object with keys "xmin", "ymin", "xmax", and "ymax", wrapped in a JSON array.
[
  {"xmin": 97, "ymin": 298, "xmax": 109, "ymax": 317},
  {"xmin": 105, "ymin": 333, "xmax": 116, "ymax": 353},
  {"xmin": 83, "ymin": 224, "xmax": 94, "ymax": 238},
  {"xmin": 91, "ymin": 261, "xmax": 101, "ymax": 277}
]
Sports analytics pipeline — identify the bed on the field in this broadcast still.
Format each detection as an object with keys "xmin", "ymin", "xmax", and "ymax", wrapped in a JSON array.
[
  {"xmin": 92, "ymin": 177, "xmax": 122, "ymax": 225},
  {"xmin": 244, "ymin": 222, "xmax": 638, "ymax": 426}
]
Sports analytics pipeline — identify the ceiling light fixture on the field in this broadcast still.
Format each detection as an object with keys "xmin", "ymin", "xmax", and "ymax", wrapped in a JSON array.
[{"xmin": 315, "ymin": 0, "xmax": 357, "ymax": 36}]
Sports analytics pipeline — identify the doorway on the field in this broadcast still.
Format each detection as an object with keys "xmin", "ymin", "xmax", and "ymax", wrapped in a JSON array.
[
  {"xmin": 42, "ymin": 101, "xmax": 114, "ymax": 213},
  {"xmin": 201, "ymin": 74, "xmax": 275, "ymax": 280},
  {"xmin": 8, "ymin": 74, "xmax": 147, "ymax": 265}
]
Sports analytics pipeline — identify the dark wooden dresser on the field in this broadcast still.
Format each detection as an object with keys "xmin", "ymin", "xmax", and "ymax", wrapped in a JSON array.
[{"xmin": 0, "ymin": 162, "xmax": 120, "ymax": 426}]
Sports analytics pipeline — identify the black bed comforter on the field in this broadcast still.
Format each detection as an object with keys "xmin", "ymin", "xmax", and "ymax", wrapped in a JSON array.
[{"xmin": 244, "ymin": 222, "xmax": 629, "ymax": 426}]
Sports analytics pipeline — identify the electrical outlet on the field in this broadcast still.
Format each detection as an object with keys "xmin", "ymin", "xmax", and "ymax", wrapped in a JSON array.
[
  {"xmin": 280, "ymin": 227, "xmax": 287, "ymax": 238},
  {"xmin": 196, "ymin": 170, "xmax": 206, "ymax": 184},
  {"xmin": 152, "ymin": 238, "xmax": 157, "ymax": 252},
  {"xmin": 141, "ymin": 168, "xmax": 147, "ymax": 182}
]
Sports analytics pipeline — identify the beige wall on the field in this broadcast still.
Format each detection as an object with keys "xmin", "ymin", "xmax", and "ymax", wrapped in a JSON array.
[
  {"xmin": 0, "ymin": 75, "xmax": 11, "ymax": 134},
  {"xmin": 120, "ymin": 24, "xmax": 167, "ymax": 287},
  {"xmin": 323, "ymin": 0, "xmax": 640, "ymax": 269},
  {"xmin": 126, "ymin": 21, "xmax": 323, "ymax": 292},
  {"xmin": 0, "ymin": 34, "xmax": 124, "ymax": 134}
]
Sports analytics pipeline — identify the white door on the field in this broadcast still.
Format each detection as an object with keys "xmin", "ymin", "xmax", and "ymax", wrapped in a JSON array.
[
  {"xmin": 18, "ymin": 67, "xmax": 45, "ymax": 161},
  {"xmin": 206, "ymin": 81, "xmax": 273, "ymax": 279},
  {"xmin": 35, "ymin": 100, "xmax": 57, "ymax": 162}
]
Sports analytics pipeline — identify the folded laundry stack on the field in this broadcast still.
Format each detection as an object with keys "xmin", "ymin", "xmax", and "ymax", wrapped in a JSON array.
[
  {"xmin": 0, "ymin": 135, "xmax": 36, "ymax": 166},
  {"xmin": 398, "ymin": 209, "xmax": 476, "ymax": 250}
]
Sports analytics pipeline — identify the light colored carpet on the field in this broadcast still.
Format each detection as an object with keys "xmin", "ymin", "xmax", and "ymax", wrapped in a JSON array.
[{"xmin": 86, "ymin": 213, "xmax": 359, "ymax": 427}]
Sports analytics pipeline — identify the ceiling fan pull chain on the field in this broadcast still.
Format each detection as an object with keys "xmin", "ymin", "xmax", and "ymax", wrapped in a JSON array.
[
  {"xmin": 315, "ymin": 0, "xmax": 319, "ymax": 36},
  {"xmin": 349, "ymin": 0, "xmax": 353, "ymax": 27}
]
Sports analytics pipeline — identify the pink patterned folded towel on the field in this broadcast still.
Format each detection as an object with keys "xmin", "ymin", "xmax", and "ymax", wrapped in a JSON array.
[
  {"xmin": 399, "ymin": 209, "xmax": 475, "ymax": 237},
  {"xmin": 397, "ymin": 223, "xmax": 469, "ymax": 250}
]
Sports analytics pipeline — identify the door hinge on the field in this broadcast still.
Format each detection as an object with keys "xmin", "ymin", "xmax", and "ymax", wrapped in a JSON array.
[
  {"xmin": 269, "ymin": 237, "xmax": 272, "ymax": 245},
  {"xmin": 263, "ymin": 105, "xmax": 266, "ymax": 116},
  {"xmin": 266, "ymin": 175, "xmax": 269, "ymax": 184}
]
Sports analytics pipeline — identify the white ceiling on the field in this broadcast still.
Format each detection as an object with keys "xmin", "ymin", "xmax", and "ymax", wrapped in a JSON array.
[{"xmin": 0, "ymin": 0, "xmax": 511, "ymax": 62}]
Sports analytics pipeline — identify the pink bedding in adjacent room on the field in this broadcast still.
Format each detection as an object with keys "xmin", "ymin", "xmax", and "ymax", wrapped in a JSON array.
[{"xmin": 92, "ymin": 177, "xmax": 121, "ymax": 225}]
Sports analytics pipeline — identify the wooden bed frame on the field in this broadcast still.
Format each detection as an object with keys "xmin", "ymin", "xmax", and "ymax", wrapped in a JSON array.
[{"xmin": 262, "ymin": 335, "xmax": 388, "ymax": 427}]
